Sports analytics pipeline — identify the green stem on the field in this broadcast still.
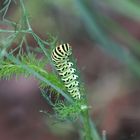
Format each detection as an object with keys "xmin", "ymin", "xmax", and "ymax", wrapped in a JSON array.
[
  {"xmin": 0, "ymin": 29, "xmax": 31, "ymax": 33},
  {"xmin": 81, "ymin": 107, "xmax": 93, "ymax": 140},
  {"xmin": 80, "ymin": 98, "xmax": 101, "ymax": 140},
  {"xmin": 20, "ymin": 0, "xmax": 32, "ymax": 30}
]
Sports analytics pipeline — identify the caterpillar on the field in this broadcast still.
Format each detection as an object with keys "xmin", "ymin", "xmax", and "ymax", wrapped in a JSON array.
[{"xmin": 51, "ymin": 43, "xmax": 81, "ymax": 100}]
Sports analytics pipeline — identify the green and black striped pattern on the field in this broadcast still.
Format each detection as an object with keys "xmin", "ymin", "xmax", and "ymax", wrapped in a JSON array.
[{"xmin": 51, "ymin": 43, "xmax": 80, "ymax": 100}]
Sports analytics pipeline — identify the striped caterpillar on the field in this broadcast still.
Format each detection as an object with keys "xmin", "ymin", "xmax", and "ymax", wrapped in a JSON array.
[{"xmin": 51, "ymin": 43, "xmax": 81, "ymax": 100}]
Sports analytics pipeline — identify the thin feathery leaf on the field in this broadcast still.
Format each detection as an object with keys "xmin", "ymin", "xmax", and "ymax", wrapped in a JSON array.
[
  {"xmin": 54, "ymin": 100, "xmax": 84, "ymax": 120},
  {"xmin": 0, "ymin": 0, "xmax": 13, "ymax": 19},
  {"xmin": 0, "ymin": 53, "xmax": 66, "ymax": 91}
]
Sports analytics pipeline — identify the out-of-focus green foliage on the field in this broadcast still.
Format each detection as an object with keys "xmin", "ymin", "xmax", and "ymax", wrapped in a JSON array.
[{"xmin": 105, "ymin": 0, "xmax": 140, "ymax": 21}]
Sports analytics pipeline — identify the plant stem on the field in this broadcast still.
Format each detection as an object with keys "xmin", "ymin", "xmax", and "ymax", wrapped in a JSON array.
[
  {"xmin": 81, "ymin": 107, "xmax": 93, "ymax": 140},
  {"xmin": 80, "ymin": 98, "xmax": 101, "ymax": 140},
  {"xmin": 20, "ymin": 0, "xmax": 32, "ymax": 30}
]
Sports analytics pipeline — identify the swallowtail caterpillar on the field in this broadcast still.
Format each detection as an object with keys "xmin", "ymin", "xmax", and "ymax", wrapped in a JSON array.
[{"xmin": 51, "ymin": 43, "xmax": 81, "ymax": 100}]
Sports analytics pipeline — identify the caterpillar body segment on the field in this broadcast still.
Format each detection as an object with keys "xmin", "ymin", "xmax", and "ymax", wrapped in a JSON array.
[
  {"xmin": 51, "ymin": 43, "xmax": 81, "ymax": 100},
  {"xmin": 56, "ymin": 62, "xmax": 73, "ymax": 72},
  {"xmin": 61, "ymin": 75, "xmax": 78, "ymax": 84}
]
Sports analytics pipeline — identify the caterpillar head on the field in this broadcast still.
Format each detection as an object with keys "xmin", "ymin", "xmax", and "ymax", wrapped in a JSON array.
[
  {"xmin": 58, "ymin": 43, "xmax": 72, "ymax": 58},
  {"xmin": 52, "ymin": 43, "xmax": 72, "ymax": 62}
]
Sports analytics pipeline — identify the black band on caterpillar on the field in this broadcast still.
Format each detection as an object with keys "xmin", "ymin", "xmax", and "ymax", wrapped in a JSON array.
[{"xmin": 51, "ymin": 43, "xmax": 80, "ymax": 100}]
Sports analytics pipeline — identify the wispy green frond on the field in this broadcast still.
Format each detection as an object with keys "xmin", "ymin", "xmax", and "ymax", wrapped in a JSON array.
[
  {"xmin": 54, "ymin": 100, "xmax": 84, "ymax": 120},
  {"xmin": 0, "ymin": 54, "xmax": 65, "ymax": 91}
]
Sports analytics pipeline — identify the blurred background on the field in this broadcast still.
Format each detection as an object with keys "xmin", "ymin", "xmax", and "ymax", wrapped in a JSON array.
[{"xmin": 0, "ymin": 0, "xmax": 140, "ymax": 140}]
